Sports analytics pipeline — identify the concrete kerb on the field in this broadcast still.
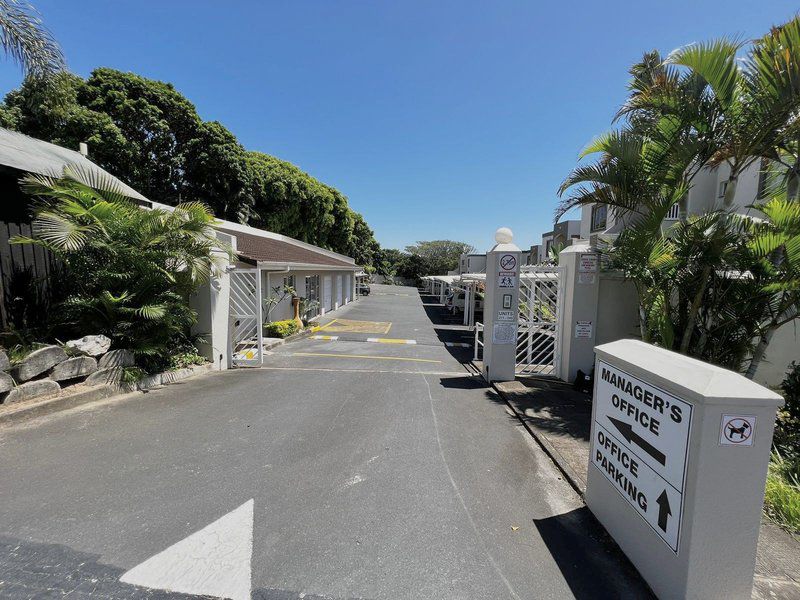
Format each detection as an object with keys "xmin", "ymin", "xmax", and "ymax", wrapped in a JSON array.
[
  {"xmin": 492, "ymin": 379, "xmax": 588, "ymax": 497},
  {"xmin": 0, "ymin": 363, "xmax": 214, "ymax": 426}
]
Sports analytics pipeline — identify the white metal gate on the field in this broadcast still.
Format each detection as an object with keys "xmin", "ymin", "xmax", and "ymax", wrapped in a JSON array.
[
  {"xmin": 229, "ymin": 268, "xmax": 262, "ymax": 366},
  {"xmin": 516, "ymin": 266, "xmax": 563, "ymax": 376}
]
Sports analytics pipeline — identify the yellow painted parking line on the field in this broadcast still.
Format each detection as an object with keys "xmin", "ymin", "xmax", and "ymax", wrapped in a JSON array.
[
  {"xmin": 312, "ymin": 318, "xmax": 392, "ymax": 334},
  {"xmin": 366, "ymin": 338, "xmax": 417, "ymax": 345},
  {"xmin": 311, "ymin": 319, "xmax": 339, "ymax": 332},
  {"xmin": 311, "ymin": 335, "xmax": 339, "ymax": 341},
  {"xmin": 292, "ymin": 352, "xmax": 441, "ymax": 364}
]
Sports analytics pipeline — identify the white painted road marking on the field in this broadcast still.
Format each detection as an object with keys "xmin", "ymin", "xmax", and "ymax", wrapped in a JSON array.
[
  {"xmin": 366, "ymin": 337, "xmax": 417, "ymax": 344},
  {"xmin": 311, "ymin": 335, "xmax": 339, "ymax": 341},
  {"xmin": 445, "ymin": 342, "xmax": 472, "ymax": 348},
  {"xmin": 120, "ymin": 499, "xmax": 253, "ymax": 600}
]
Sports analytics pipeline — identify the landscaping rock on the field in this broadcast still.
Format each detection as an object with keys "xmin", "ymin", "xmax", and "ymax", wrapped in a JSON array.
[
  {"xmin": 85, "ymin": 367, "xmax": 124, "ymax": 387},
  {"xmin": 98, "ymin": 349, "xmax": 135, "ymax": 369},
  {"xmin": 4, "ymin": 379, "xmax": 60, "ymax": 404},
  {"xmin": 0, "ymin": 350, "xmax": 10, "ymax": 371},
  {"xmin": 65, "ymin": 335, "xmax": 111, "ymax": 357},
  {"xmin": 49, "ymin": 356, "xmax": 98, "ymax": 382},
  {"xmin": 0, "ymin": 372, "xmax": 13, "ymax": 393},
  {"xmin": 12, "ymin": 346, "xmax": 67, "ymax": 382}
]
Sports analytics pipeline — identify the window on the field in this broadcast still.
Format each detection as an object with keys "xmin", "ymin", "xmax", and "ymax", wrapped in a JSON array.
[
  {"xmin": 545, "ymin": 240, "xmax": 553, "ymax": 254},
  {"xmin": 718, "ymin": 181, "xmax": 728, "ymax": 199},
  {"xmin": 591, "ymin": 204, "xmax": 607, "ymax": 232}
]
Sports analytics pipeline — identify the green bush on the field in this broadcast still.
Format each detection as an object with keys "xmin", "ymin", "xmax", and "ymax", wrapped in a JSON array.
[
  {"xmin": 264, "ymin": 319, "xmax": 300, "ymax": 339},
  {"xmin": 765, "ymin": 451, "xmax": 800, "ymax": 533}
]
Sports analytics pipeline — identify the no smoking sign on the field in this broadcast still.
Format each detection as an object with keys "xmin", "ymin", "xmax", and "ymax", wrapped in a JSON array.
[{"xmin": 499, "ymin": 254, "xmax": 517, "ymax": 271}]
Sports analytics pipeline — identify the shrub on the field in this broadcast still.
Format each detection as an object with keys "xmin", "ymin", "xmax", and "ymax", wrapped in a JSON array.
[
  {"xmin": 765, "ymin": 451, "xmax": 800, "ymax": 533},
  {"xmin": 12, "ymin": 167, "xmax": 224, "ymax": 365},
  {"xmin": 264, "ymin": 319, "xmax": 299, "ymax": 339}
]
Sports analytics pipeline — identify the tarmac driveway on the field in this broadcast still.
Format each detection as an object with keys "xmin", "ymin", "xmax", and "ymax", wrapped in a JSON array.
[{"xmin": 0, "ymin": 284, "xmax": 650, "ymax": 599}]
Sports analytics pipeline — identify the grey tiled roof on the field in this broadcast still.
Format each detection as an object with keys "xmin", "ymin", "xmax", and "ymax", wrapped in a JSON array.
[{"xmin": 0, "ymin": 127, "xmax": 149, "ymax": 203}]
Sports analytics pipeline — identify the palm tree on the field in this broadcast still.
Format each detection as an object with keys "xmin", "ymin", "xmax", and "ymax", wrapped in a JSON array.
[
  {"xmin": 0, "ymin": 0, "xmax": 64, "ymax": 76},
  {"xmin": 11, "ymin": 166, "xmax": 226, "ymax": 362}
]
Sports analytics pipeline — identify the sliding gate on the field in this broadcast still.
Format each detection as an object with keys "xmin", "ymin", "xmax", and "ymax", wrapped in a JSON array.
[
  {"xmin": 229, "ymin": 268, "xmax": 263, "ymax": 366},
  {"xmin": 516, "ymin": 266, "xmax": 563, "ymax": 376}
]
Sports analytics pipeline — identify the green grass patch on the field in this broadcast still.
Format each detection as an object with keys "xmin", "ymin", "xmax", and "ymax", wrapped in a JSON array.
[{"xmin": 764, "ymin": 450, "xmax": 800, "ymax": 534}]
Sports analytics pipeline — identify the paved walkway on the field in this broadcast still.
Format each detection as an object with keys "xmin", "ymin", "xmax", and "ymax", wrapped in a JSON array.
[
  {"xmin": 494, "ymin": 377, "xmax": 800, "ymax": 599},
  {"xmin": 0, "ymin": 284, "xmax": 651, "ymax": 599}
]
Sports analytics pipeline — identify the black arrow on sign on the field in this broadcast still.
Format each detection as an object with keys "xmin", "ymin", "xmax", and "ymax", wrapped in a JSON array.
[
  {"xmin": 607, "ymin": 417, "xmax": 666, "ymax": 466},
  {"xmin": 656, "ymin": 489, "xmax": 672, "ymax": 532}
]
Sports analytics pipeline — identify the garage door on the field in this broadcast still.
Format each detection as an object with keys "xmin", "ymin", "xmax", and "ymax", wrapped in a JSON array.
[
  {"xmin": 323, "ymin": 276, "xmax": 332, "ymax": 313},
  {"xmin": 344, "ymin": 274, "xmax": 351, "ymax": 303},
  {"xmin": 336, "ymin": 275, "xmax": 343, "ymax": 309}
]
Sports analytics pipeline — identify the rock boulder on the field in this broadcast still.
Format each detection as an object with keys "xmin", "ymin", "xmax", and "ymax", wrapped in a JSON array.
[
  {"xmin": 98, "ymin": 349, "xmax": 135, "ymax": 369},
  {"xmin": 0, "ymin": 372, "xmax": 13, "ymax": 394},
  {"xmin": 65, "ymin": 335, "xmax": 112, "ymax": 357},
  {"xmin": 12, "ymin": 346, "xmax": 67, "ymax": 382},
  {"xmin": 0, "ymin": 350, "xmax": 10, "ymax": 371},
  {"xmin": 4, "ymin": 379, "xmax": 60, "ymax": 404},
  {"xmin": 85, "ymin": 367, "xmax": 124, "ymax": 387},
  {"xmin": 49, "ymin": 356, "xmax": 98, "ymax": 382}
]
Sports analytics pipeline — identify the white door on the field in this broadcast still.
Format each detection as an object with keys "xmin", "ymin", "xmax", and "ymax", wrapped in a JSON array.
[
  {"xmin": 344, "ymin": 274, "xmax": 351, "ymax": 303},
  {"xmin": 336, "ymin": 275, "xmax": 343, "ymax": 308},
  {"xmin": 323, "ymin": 276, "xmax": 332, "ymax": 313}
]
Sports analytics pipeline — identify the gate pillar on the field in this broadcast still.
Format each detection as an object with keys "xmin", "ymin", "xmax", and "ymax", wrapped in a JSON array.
[
  {"xmin": 557, "ymin": 242, "xmax": 600, "ymax": 382},
  {"xmin": 481, "ymin": 227, "xmax": 521, "ymax": 382}
]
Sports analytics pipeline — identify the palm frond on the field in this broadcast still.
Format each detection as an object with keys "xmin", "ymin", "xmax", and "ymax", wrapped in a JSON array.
[{"xmin": 0, "ymin": 0, "xmax": 64, "ymax": 76}]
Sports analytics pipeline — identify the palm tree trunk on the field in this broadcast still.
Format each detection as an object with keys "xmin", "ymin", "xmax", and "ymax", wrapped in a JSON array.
[
  {"xmin": 745, "ymin": 327, "xmax": 775, "ymax": 379},
  {"xmin": 679, "ymin": 266, "xmax": 712, "ymax": 354},
  {"xmin": 724, "ymin": 174, "xmax": 738, "ymax": 207}
]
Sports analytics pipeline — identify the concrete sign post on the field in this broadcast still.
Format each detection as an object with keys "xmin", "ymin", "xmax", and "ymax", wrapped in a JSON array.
[
  {"xmin": 481, "ymin": 227, "xmax": 520, "ymax": 382},
  {"xmin": 586, "ymin": 339, "xmax": 784, "ymax": 600}
]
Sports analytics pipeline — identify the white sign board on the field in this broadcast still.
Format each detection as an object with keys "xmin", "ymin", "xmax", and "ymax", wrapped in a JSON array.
[
  {"xmin": 498, "ymin": 274, "xmax": 516, "ymax": 288},
  {"xmin": 720, "ymin": 415, "xmax": 756, "ymax": 446},
  {"xmin": 591, "ymin": 361, "xmax": 692, "ymax": 553},
  {"xmin": 575, "ymin": 320, "xmax": 593, "ymax": 338},
  {"xmin": 579, "ymin": 253, "xmax": 598, "ymax": 272},
  {"xmin": 497, "ymin": 310, "xmax": 515, "ymax": 322},
  {"xmin": 492, "ymin": 322, "xmax": 516, "ymax": 344}
]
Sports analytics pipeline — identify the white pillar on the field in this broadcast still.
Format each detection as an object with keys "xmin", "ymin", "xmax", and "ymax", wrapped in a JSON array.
[
  {"xmin": 190, "ymin": 233, "xmax": 235, "ymax": 370},
  {"xmin": 557, "ymin": 243, "xmax": 600, "ymax": 382},
  {"xmin": 481, "ymin": 227, "xmax": 520, "ymax": 382}
]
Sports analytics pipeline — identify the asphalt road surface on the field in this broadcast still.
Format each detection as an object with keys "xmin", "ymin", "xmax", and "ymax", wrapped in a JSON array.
[{"xmin": 0, "ymin": 284, "xmax": 651, "ymax": 599}]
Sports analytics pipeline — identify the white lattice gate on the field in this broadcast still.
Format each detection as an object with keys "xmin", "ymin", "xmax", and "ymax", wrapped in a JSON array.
[
  {"xmin": 516, "ymin": 266, "xmax": 563, "ymax": 376},
  {"xmin": 229, "ymin": 268, "xmax": 263, "ymax": 366}
]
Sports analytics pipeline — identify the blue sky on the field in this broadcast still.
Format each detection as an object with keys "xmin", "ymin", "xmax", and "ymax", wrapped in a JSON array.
[{"xmin": 0, "ymin": 1, "xmax": 797, "ymax": 252}]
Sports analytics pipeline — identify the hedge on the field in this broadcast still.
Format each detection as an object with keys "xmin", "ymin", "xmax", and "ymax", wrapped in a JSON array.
[{"xmin": 264, "ymin": 319, "xmax": 300, "ymax": 339}]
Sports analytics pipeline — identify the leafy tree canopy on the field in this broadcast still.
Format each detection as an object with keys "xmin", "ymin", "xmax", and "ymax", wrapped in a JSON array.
[
  {"xmin": 402, "ymin": 240, "xmax": 477, "ymax": 277},
  {"xmin": 0, "ymin": 67, "xmax": 380, "ymax": 262}
]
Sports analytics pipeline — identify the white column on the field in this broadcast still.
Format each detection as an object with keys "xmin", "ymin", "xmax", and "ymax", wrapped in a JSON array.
[
  {"xmin": 557, "ymin": 243, "xmax": 600, "ymax": 382},
  {"xmin": 189, "ymin": 233, "xmax": 235, "ymax": 370},
  {"xmin": 481, "ymin": 227, "xmax": 520, "ymax": 382}
]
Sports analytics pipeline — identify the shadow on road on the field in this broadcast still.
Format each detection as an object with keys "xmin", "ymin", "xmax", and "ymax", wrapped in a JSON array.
[
  {"xmin": 418, "ymin": 290, "xmax": 477, "ymax": 364},
  {"xmin": 533, "ymin": 508, "xmax": 655, "ymax": 599}
]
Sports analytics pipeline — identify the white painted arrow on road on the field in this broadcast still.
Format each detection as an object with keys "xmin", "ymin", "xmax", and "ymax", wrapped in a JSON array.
[{"xmin": 120, "ymin": 499, "xmax": 253, "ymax": 600}]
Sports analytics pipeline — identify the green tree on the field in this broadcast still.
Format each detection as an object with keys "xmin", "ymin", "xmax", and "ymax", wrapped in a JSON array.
[
  {"xmin": 0, "ymin": 67, "xmax": 381, "ymax": 260},
  {"xmin": 405, "ymin": 240, "xmax": 476, "ymax": 275}
]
